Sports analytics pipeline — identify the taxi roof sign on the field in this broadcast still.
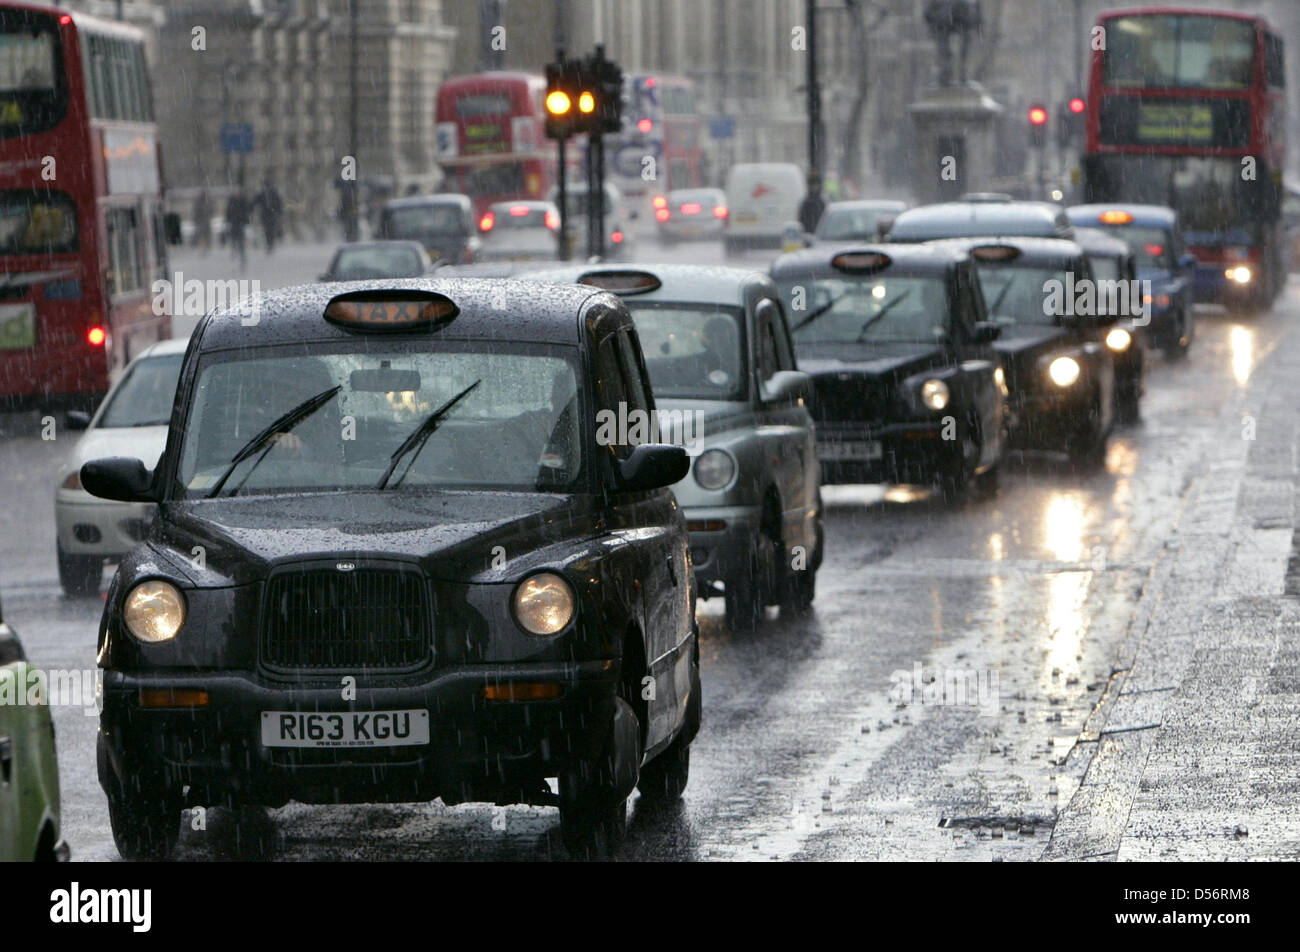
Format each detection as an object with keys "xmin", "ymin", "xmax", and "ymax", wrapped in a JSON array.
[
  {"xmin": 969, "ymin": 244, "xmax": 1022, "ymax": 263},
  {"xmin": 324, "ymin": 290, "xmax": 458, "ymax": 330},
  {"xmin": 1099, "ymin": 210, "xmax": 1134, "ymax": 225},
  {"xmin": 577, "ymin": 270, "xmax": 662, "ymax": 295},
  {"xmin": 830, "ymin": 251, "xmax": 891, "ymax": 274}
]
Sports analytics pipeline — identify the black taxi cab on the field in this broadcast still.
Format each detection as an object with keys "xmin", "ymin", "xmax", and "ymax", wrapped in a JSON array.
[
  {"xmin": 80, "ymin": 279, "xmax": 699, "ymax": 860},
  {"xmin": 1073, "ymin": 226, "xmax": 1145, "ymax": 422},
  {"xmin": 932, "ymin": 238, "xmax": 1117, "ymax": 467},
  {"xmin": 769, "ymin": 245, "xmax": 1005, "ymax": 499}
]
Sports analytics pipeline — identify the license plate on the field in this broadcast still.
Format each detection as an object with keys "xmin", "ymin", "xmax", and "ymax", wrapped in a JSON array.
[
  {"xmin": 820, "ymin": 440, "xmax": 882, "ymax": 461},
  {"xmin": 260, "ymin": 709, "xmax": 429, "ymax": 748},
  {"xmin": 734, "ymin": 214, "xmax": 759, "ymax": 224},
  {"xmin": 0, "ymin": 303, "xmax": 36, "ymax": 350}
]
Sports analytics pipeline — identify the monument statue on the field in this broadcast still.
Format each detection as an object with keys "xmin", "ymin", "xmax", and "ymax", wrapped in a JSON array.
[{"xmin": 923, "ymin": 0, "xmax": 983, "ymax": 87}]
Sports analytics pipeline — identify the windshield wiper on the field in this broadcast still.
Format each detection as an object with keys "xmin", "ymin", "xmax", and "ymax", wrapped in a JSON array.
[
  {"xmin": 985, "ymin": 275, "xmax": 1017, "ymax": 318},
  {"xmin": 206, "ymin": 385, "xmax": 342, "ymax": 498},
  {"xmin": 791, "ymin": 291, "xmax": 849, "ymax": 332},
  {"xmin": 376, "ymin": 379, "xmax": 481, "ymax": 490},
  {"xmin": 855, "ymin": 290, "xmax": 913, "ymax": 342}
]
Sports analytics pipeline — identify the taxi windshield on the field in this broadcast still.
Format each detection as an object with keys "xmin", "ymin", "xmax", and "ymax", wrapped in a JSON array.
[
  {"xmin": 1097, "ymin": 225, "xmax": 1174, "ymax": 270},
  {"xmin": 331, "ymin": 246, "xmax": 425, "ymax": 279},
  {"xmin": 973, "ymin": 266, "xmax": 1073, "ymax": 326},
  {"xmin": 177, "ymin": 341, "xmax": 584, "ymax": 498},
  {"xmin": 778, "ymin": 275, "xmax": 950, "ymax": 346},
  {"xmin": 625, "ymin": 303, "xmax": 747, "ymax": 401}
]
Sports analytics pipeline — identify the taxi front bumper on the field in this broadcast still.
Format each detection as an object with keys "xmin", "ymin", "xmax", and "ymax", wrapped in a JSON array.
[
  {"xmin": 98, "ymin": 661, "xmax": 619, "ymax": 807},
  {"xmin": 682, "ymin": 503, "xmax": 761, "ymax": 594},
  {"xmin": 815, "ymin": 420, "xmax": 959, "ymax": 485}
]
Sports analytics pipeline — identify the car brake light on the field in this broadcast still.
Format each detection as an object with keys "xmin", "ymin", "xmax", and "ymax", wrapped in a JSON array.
[
  {"xmin": 1145, "ymin": 244, "xmax": 1163, "ymax": 257},
  {"xmin": 87, "ymin": 326, "xmax": 106, "ymax": 346},
  {"xmin": 713, "ymin": 205, "xmax": 728, "ymax": 219},
  {"xmin": 508, "ymin": 205, "xmax": 529, "ymax": 217},
  {"xmin": 652, "ymin": 195, "xmax": 667, "ymax": 209},
  {"xmin": 611, "ymin": 231, "xmax": 624, "ymax": 244},
  {"xmin": 681, "ymin": 202, "xmax": 702, "ymax": 215},
  {"xmin": 545, "ymin": 210, "xmax": 559, "ymax": 230},
  {"xmin": 638, "ymin": 118, "xmax": 652, "ymax": 133},
  {"xmin": 655, "ymin": 208, "xmax": 670, "ymax": 222},
  {"xmin": 479, "ymin": 213, "xmax": 494, "ymax": 232}
]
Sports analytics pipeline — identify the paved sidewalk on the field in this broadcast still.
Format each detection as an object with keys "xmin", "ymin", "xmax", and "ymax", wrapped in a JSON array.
[{"xmin": 1045, "ymin": 293, "xmax": 1300, "ymax": 860}]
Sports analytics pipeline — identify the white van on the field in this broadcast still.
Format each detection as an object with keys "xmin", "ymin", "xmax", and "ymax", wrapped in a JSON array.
[{"xmin": 723, "ymin": 163, "xmax": 806, "ymax": 255}]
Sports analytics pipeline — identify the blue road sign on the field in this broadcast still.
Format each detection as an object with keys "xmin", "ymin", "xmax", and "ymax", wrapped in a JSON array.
[{"xmin": 220, "ymin": 122, "xmax": 254, "ymax": 155}]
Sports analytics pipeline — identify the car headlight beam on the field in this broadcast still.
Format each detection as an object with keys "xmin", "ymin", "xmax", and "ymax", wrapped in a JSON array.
[
  {"xmin": 1105, "ymin": 328, "xmax": 1132, "ymax": 352},
  {"xmin": 512, "ymin": 572, "xmax": 575, "ymax": 637},
  {"xmin": 123, "ymin": 580, "xmax": 186, "ymax": 643},
  {"xmin": 694, "ymin": 448, "xmax": 736, "ymax": 490},
  {"xmin": 1048, "ymin": 356, "xmax": 1081, "ymax": 388},
  {"xmin": 920, "ymin": 378, "xmax": 950, "ymax": 411}
]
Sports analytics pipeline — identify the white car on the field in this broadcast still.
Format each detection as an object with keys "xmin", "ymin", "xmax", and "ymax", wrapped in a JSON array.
[
  {"xmin": 723, "ymin": 162, "xmax": 806, "ymax": 255},
  {"xmin": 54, "ymin": 337, "xmax": 188, "ymax": 596}
]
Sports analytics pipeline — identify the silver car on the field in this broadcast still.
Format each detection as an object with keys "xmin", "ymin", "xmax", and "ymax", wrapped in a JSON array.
[{"xmin": 530, "ymin": 264, "xmax": 822, "ymax": 631}]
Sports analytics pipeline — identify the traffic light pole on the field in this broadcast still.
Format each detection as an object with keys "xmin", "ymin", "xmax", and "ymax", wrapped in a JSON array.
[
  {"xmin": 595, "ymin": 131, "xmax": 605, "ymax": 260},
  {"xmin": 557, "ymin": 135, "xmax": 569, "ymax": 261},
  {"xmin": 586, "ymin": 133, "xmax": 596, "ymax": 260}
]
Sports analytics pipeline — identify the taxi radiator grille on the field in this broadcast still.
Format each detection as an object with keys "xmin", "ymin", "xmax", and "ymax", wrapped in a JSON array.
[
  {"xmin": 261, "ymin": 567, "xmax": 431, "ymax": 671},
  {"xmin": 809, "ymin": 375, "xmax": 893, "ymax": 426}
]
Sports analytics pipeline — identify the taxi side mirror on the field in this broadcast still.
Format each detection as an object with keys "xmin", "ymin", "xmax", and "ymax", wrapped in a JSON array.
[
  {"xmin": 761, "ymin": 370, "xmax": 812, "ymax": 405},
  {"xmin": 616, "ymin": 444, "xmax": 690, "ymax": 492},
  {"xmin": 81, "ymin": 457, "xmax": 157, "ymax": 503}
]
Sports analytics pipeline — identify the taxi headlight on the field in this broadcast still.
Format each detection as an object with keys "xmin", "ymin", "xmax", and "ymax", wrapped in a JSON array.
[
  {"xmin": 1105, "ymin": 328, "xmax": 1132, "ymax": 352},
  {"xmin": 123, "ymin": 580, "xmax": 186, "ymax": 643},
  {"xmin": 1048, "ymin": 356, "xmax": 1081, "ymax": 388},
  {"xmin": 512, "ymin": 572, "xmax": 575, "ymax": 637},
  {"xmin": 920, "ymin": 378, "xmax": 950, "ymax": 411},
  {"xmin": 993, "ymin": 366, "xmax": 1009, "ymax": 396},
  {"xmin": 694, "ymin": 448, "xmax": 736, "ymax": 490},
  {"xmin": 1226, "ymin": 266, "xmax": 1252, "ymax": 285}
]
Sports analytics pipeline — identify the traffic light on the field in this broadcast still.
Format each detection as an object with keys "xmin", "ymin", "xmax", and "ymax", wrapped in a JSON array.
[
  {"xmin": 592, "ymin": 47, "xmax": 624, "ymax": 135},
  {"xmin": 1059, "ymin": 96, "xmax": 1087, "ymax": 149},
  {"xmin": 544, "ymin": 58, "xmax": 575, "ymax": 139},
  {"xmin": 1028, "ymin": 104, "xmax": 1049, "ymax": 148}
]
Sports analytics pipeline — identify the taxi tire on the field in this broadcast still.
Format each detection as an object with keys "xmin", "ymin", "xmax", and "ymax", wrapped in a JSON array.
[
  {"xmin": 1067, "ymin": 401, "xmax": 1109, "ymax": 469},
  {"xmin": 559, "ymin": 695, "xmax": 640, "ymax": 860},
  {"xmin": 102, "ymin": 755, "xmax": 181, "ymax": 860},
  {"xmin": 726, "ymin": 524, "xmax": 779, "ymax": 633},
  {"xmin": 58, "ymin": 546, "xmax": 102, "ymax": 597},
  {"xmin": 1161, "ymin": 311, "xmax": 1191, "ymax": 361}
]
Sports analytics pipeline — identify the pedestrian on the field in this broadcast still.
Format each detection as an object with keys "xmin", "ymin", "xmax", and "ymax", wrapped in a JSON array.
[
  {"xmin": 798, "ymin": 171, "xmax": 827, "ymax": 234},
  {"xmin": 193, "ymin": 190, "xmax": 212, "ymax": 254},
  {"xmin": 226, "ymin": 185, "xmax": 252, "ymax": 271},
  {"xmin": 256, "ymin": 177, "xmax": 284, "ymax": 255}
]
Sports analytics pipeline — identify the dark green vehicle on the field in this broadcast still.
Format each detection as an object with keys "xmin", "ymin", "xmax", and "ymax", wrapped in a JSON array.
[{"xmin": 0, "ymin": 594, "xmax": 68, "ymax": 861}]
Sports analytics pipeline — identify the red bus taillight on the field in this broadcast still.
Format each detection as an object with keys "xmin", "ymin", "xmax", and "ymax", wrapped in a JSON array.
[
  {"xmin": 87, "ymin": 326, "xmax": 106, "ymax": 346},
  {"xmin": 59, "ymin": 14, "xmax": 72, "ymax": 25}
]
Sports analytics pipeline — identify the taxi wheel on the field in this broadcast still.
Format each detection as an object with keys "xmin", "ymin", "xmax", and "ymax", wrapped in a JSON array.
[
  {"xmin": 1161, "ymin": 311, "xmax": 1191, "ymax": 360},
  {"xmin": 726, "ymin": 524, "xmax": 779, "ymax": 633},
  {"xmin": 57, "ymin": 546, "xmax": 102, "ymax": 597},
  {"xmin": 103, "ymin": 764, "xmax": 181, "ymax": 860},
  {"xmin": 559, "ymin": 695, "xmax": 639, "ymax": 859},
  {"xmin": 1068, "ymin": 401, "xmax": 1109, "ymax": 469},
  {"xmin": 1116, "ymin": 387, "xmax": 1141, "ymax": 425}
]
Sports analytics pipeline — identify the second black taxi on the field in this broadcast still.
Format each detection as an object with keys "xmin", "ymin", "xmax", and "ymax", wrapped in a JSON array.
[
  {"xmin": 770, "ymin": 244, "xmax": 1006, "ymax": 499},
  {"xmin": 81, "ymin": 278, "xmax": 700, "ymax": 861}
]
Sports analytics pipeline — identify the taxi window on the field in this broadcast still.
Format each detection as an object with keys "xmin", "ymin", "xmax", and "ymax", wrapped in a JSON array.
[
  {"xmin": 779, "ymin": 275, "xmax": 951, "ymax": 346},
  {"xmin": 1098, "ymin": 225, "xmax": 1175, "ymax": 269},
  {"xmin": 974, "ymin": 265, "xmax": 1081, "ymax": 326},
  {"xmin": 178, "ymin": 341, "xmax": 584, "ymax": 497},
  {"xmin": 383, "ymin": 204, "xmax": 464, "ymax": 238},
  {"xmin": 1089, "ymin": 255, "xmax": 1121, "ymax": 282},
  {"xmin": 332, "ymin": 246, "xmax": 425, "ymax": 279},
  {"xmin": 624, "ymin": 303, "xmax": 746, "ymax": 401}
]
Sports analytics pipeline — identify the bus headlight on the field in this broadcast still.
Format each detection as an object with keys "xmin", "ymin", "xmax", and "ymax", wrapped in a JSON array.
[
  {"xmin": 920, "ymin": 379, "xmax": 950, "ymax": 411},
  {"xmin": 694, "ymin": 449, "xmax": 736, "ymax": 490},
  {"xmin": 123, "ymin": 580, "xmax": 186, "ymax": 644},
  {"xmin": 1226, "ymin": 266, "xmax": 1252, "ymax": 285},
  {"xmin": 1105, "ymin": 328, "xmax": 1132, "ymax": 352},
  {"xmin": 513, "ymin": 572, "xmax": 575, "ymax": 636},
  {"xmin": 1048, "ymin": 356, "xmax": 1081, "ymax": 388}
]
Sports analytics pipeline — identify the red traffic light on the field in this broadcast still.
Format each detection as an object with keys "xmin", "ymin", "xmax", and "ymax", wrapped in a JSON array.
[
  {"xmin": 1028, "ymin": 106, "xmax": 1049, "ymax": 126},
  {"xmin": 1068, "ymin": 97, "xmax": 1086, "ymax": 114}
]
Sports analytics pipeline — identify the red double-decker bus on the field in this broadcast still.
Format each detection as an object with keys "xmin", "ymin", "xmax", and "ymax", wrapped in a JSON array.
[
  {"xmin": 1082, "ymin": 7, "xmax": 1287, "ymax": 309},
  {"xmin": 435, "ymin": 71, "xmax": 559, "ymax": 218},
  {"xmin": 610, "ymin": 74, "xmax": 703, "ymax": 203},
  {"xmin": 0, "ymin": 2, "xmax": 168, "ymax": 415}
]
